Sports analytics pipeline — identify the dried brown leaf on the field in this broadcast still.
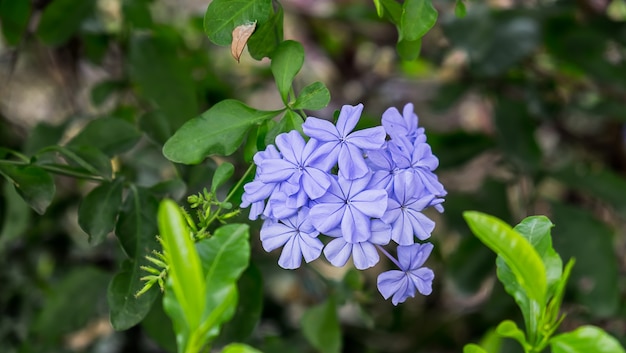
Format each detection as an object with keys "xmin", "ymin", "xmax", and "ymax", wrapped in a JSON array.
[{"xmin": 231, "ymin": 22, "xmax": 257, "ymax": 62}]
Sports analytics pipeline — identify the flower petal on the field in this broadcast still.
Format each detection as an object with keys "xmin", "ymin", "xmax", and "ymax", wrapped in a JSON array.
[
  {"xmin": 338, "ymin": 143, "xmax": 369, "ymax": 180},
  {"xmin": 259, "ymin": 159, "xmax": 295, "ymax": 183},
  {"xmin": 310, "ymin": 202, "xmax": 345, "ymax": 233},
  {"xmin": 302, "ymin": 167, "xmax": 332, "ymax": 199},
  {"xmin": 341, "ymin": 206, "xmax": 371, "ymax": 243},
  {"xmin": 351, "ymin": 189, "xmax": 388, "ymax": 219},
  {"xmin": 302, "ymin": 116, "xmax": 340, "ymax": 141},
  {"xmin": 409, "ymin": 267, "xmax": 434, "ymax": 295},
  {"xmin": 275, "ymin": 131, "xmax": 305, "ymax": 164},
  {"xmin": 377, "ymin": 270, "xmax": 407, "ymax": 300},
  {"xmin": 260, "ymin": 221, "xmax": 294, "ymax": 252},
  {"xmin": 299, "ymin": 233, "xmax": 324, "ymax": 263},
  {"xmin": 323, "ymin": 237, "xmax": 352, "ymax": 267},
  {"xmin": 336, "ymin": 103, "xmax": 363, "ymax": 136},
  {"xmin": 347, "ymin": 126, "xmax": 386, "ymax": 150},
  {"xmin": 278, "ymin": 236, "xmax": 302, "ymax": 269},
  {"xmin": 352, "ymin": 242, "xmax": 379, "ymax": 269}
]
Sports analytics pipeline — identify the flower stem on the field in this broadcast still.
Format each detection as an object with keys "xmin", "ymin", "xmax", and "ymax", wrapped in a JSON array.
[{"xmin": 376, "ymin": 245, "xmax": 402, "ymax": 269}]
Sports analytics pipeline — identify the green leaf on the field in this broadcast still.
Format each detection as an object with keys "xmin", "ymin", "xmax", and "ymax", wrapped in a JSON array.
[
  {"xmin": 68, "ymin": 118, "xmax": 141, "ymax": 157},
  {"xmin": 78, "ymin": 180, "xmax": 124, "ymax": 245},
  {"xmin": 108, "ymin": 259, "xmax": 159, "ymax": 330},
  {"xmin": 265, "ymin": 110, "xmax": 303, "ymax": 147},
  {"xmin": 158, "ymin": 199, "xmax": 206, "ymax": 329},
  {"xmin": 493, "ymin": 99, "xmax": 541, "ymax": 173},
  {"xmin": 380, "ymin": 0, "xmax": 402, "ymax": 25},
  {"xmin": 400, "ymin": 0, "xmax": 438, "ymax": 41},
  {"xmin": 163, "ymin": 99, "xmax": 281, "ymax": 164},
  {"xmin": 110, "ymin": 187, "xmax": 161, "ymax": 330},
  {"xmin": 247, "ymin": 3, "xmax": 284, "ymax": 60},
  {"xmin": 455, "ymin": 0, "xmax": 467, "ymax": 18},
  {"xmin": 52, "ymin": 145, "xmax": 113, "ymax": 181},
  {"xmin": 149, "ymin": 178, "xmax": 187, "ymax": 200},
  {"xmin": 463, "ymin": 344, "xmax": 488, "ymax": 353},
  {"xmin": 270, "ymin": 40, "xmax": 305, "ymax": 104},
  {"xmin": 463, "ymin": 211, "xmax": 547, "ymax": 305},
  {"xmin": 0, "ymin": 181, "xmax": 31, "ymax": 253},
  {"xmin": 34, "ymin": 267, "xmax": 109, "ymax": 342},
  {"xmin": 122, "ymin": 0, "xmax": 153, "ymax": 29},
  {"xmin": 373, "ymin": 0, "xmax": 384, "ymax": 17},
  {"xmin": 142, "ymin": 293, "xmax": 177, "ymax": 353},
  {"xmin": 204, "ymin": 0, "xmax": 272, "ymax": 46},
  {"xmin": 550, "ymin": 326, "xmax": 626, "ymax": 353},
  {"xmin": 129, "ymin": 31, "xmax": 198, "ymax": 134},
  {"xmin": 293, "ymin": 82, "xmax": 331, "ymax": 110},
  {"xmin": 0, "ymin": 0, "xmax": 31, "ymax": 45},
  {"xmin": 222, "ymin": 343, "xmax": 264, "ymax": 353},
  {"xmin": 91, "ymin": 80, "xmax": 125, "ymax": 107},
  {"xmin": 396, "ymin": 38, "xmax": 422, "ymax": 61},
  {"xmin": 495, "ymin": 320, "xmax": 530, "ymax": 351},
  {"xmin": 36, "ymin": 0, "xmax": 95, "ymax": 46},
  {"xmin": 217, "ymin": 264, "xmax": 263, "ymax": 344},
  {"xmin": 553, "ymin": 164, "xmax": 626, "ymax": 215},
  {"xmin": 194, "ymin": 224, "xmax": 250, "ymax": 345},
  {"xmin": 0, "ymin": 164, "xmax": 55, "ymax": 215},
  {"xmin": 211, "ymin": 162, "xmax": 235, "ymax": 193},
  {"xmin": 23, "ymin": 122, "xmax": 67, "ymax": 157},
  {"xmin": 301, "ymin": 297, "xmax": 342, "ymax": 353},
  {"xmin": 551, "ymin": 202, "xmax": 620, "ymax": 317}
]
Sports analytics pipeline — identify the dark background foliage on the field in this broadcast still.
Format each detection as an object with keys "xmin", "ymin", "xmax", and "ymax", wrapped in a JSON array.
[{"xmin": 0, "ymin": 0, "xmax": 625, "ymax": 352}]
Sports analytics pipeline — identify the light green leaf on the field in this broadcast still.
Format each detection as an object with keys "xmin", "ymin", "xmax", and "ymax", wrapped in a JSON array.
[
  {"xmin": 381, "ymin": 0, "xmax": 402, "ymax": 24},
  {"xmin": 0, "ymin": 0, "xmax": 31, "ymax": 45},
  {"xmin": 222, "ymin": 343, "xmax": 264, "ymax": 353},
  {"xmin": 455, "ymin": 0, "xmax": 467, "ymax": 18},
  {"xmin": 301, "ymin": 297, "xmax": 342, "ymax": 353},
  {"xmin": 373, "ymin": 0, "xmax": 384, "ymax": 17},
  {"xmin": 158, "ymin": 199, "xmax": 205, "ymax": 329},
  {"xmin": 550, "ymin": 326, "xmax": 626, "ymax": 353},
  {"xmin": 463, "ymin": 344, "xmax": 488, "ymax": 353},
  {"xmin": 204, "ymin": 0, "xmax": 272, "ymax": 46},
  {"xmin": 163, "ymin": 99, "xmax": 281, "ymax": 164},
  {"xmin": 397, "ymin": 38, "xmax": 422, "ymax": 61},
  {"xmin": 271, "ymin": 40, "xmax": 305, "ymax": 104},
  {"xmin": 463, "ymin": 211, "xmax": 547, "ymax": 305},
  {"xmin": 211, "ymin": 163, "xmax": 235, "ymax": 193},
  {"xmin": 293, "ymin": 82, "xmax": 331, "ymax": 110},
  {"xmin": 36, "ymin": 0, "xmax": 95, "ymax": 46},
  {"xmin": 110, "ymin": 186, "xmax": 161, "ymax": 330},
  {"xmin": 400, "ymin": 0, "xmax": 438, "ymax": 41},
  {"xmin": 0, "ymin": 164, "xmax": 55, "ymax": 215},
  {"xmin": 496, "ymin": 320, "xmax": 530, "ymax": 351},
  {"xmin": 78, "ymin": 180, "xmax": 123, "ymax": 245}
]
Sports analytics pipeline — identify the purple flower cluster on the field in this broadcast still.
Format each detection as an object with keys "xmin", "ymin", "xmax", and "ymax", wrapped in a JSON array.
[{"xmin": 241, "ymin": 103, "xmax": 446, "ymax": 305}]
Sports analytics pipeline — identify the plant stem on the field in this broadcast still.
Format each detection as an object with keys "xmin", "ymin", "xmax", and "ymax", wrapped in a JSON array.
[{"xmin": 204, "ymin": 163, "xmax": 255, "ymax": 229}]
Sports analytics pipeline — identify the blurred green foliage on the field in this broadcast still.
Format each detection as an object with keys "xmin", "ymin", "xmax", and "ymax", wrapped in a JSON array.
[{"xmin": 0, "ymin": 0, "xmax": 625, "ymax": 352}]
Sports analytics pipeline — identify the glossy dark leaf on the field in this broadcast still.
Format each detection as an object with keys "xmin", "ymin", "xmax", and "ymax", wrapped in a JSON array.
[
  {"xmin": 108, "ymin": 259, "xmax": 159, "ymax": 330},
  {"xmin": 0, "ymin": 164, "xmax": 55, "ymax": 215},
  {"xmin": 204, "ymin": 0, "xmax": 272, "ymax": 46},
  {"xmin": 68, "ymin": 117, "xmax": 141, "ymax": 157},
  {"xmin": 550, "ymin": 326, "xmax": 626, "ymax": 353},
  {"xmin": 110, "ymin": 187, "xmax": 161, "ymax": 329},
  {"xmin": 36, "ymin": 0, "xmax": 95, "ymax": 46},
  {"xmin": 23, "ymin": 122, "xmax": 67, "ymax": 157},
  {"xmin": 78, "ymin": 180, "xmax": 123, "ymax": 245},
  {"xmin": 0, "ymin": 181, "xmax": 31, "ymax": 253},
  {"xmin": 163, "ymin": 100, "xmax": 281, "ymax": 164},
  {"xmin": 265, "ymin": 110, "xmax": 303, "ymax": 147}
]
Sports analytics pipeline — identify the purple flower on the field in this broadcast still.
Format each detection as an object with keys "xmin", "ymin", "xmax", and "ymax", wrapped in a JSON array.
[
  {"xmin": 377, "ymin": 243, "xmax": 435, "ymax": 305},
  {"xmin": 323, "ymin": 219, "xmax": 391, "ymax": 269},
  {"xmin": 388, "ymin": 138, "xmax": 446, "ymax": 197},
  {"xmin": 260, "ymin": 207, "xmax": 323, "ymax": 269},
  {"xmin": 303, "ymin": 104, "xmax": 386, "ymax": 180},
  {"xmin": 309, "ymin": 174, "xmax": 387, "ymax": 243},
  {"xmin": 382, "ymin": 103, "xmax": 425, "ymax": 143},
  {"xmin": 241, "ymin": 145, "xmax": 281, "ymax": 220},
  {"xmin": 382, "ymin": 172, "xmax": 436, "ymax": 245}
]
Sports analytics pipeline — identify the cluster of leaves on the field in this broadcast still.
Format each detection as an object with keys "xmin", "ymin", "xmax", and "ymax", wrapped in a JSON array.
[{"xmin": 464, "ymin": 212, "xmax": 624, "ymax": 353}]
